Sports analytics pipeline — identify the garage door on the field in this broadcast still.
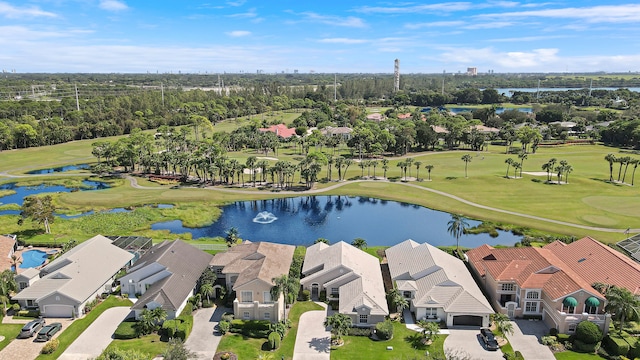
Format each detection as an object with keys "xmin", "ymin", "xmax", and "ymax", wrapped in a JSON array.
[
  {"xmin": 452, "ymin": 315, "xmax": 483, "ymax": 327},
  {"xmin": 43, "ymin": 304, "xmax": 73, "ymax": 318}
]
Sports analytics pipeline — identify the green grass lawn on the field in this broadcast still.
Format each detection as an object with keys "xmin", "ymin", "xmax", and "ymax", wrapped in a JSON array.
[
  {"xmin": 330, "ymin": 321, "xmax": 446, "ymax": 360},
  {"xmin": 105, "ymin": 333, "xmax": 168, "ymax": 358},
  {"xmin": 554, "ymin": 350, "xmax": 602, "ymax": 359},
  {"xmin": 216, "ymin": 301, "xmax": 323, "ymax": 360},
  {"xmin": 35, "ymin": 296, "xmax": 132, "ymax": 360},
  {"xmin": 0, "ymin": 323, "xmax": 23, "ymax": 352}
]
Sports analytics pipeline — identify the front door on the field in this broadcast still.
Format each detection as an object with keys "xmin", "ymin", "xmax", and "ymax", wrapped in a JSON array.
[
  {"xmin": 507, "ymin": 302, "xmax": 516, "ymax": 318},
  {"xmin": 311, "ymin": 284, "xmax": 319, "ymax": 299}
]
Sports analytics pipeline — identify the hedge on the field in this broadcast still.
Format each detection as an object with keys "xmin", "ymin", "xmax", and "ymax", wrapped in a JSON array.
[
  {"xmin": 229, "ymin": 319, "xmax": 271, "ymax": 338},
  {"xmin": 375, "ymin": 320, "xmax": 393, "ymax": 340},
  {"xmin": 573, "ymin": 339, "xmax": 600, "ymax": 353},
  {"xmin": 347, "ymin": 327, "xmax": 371, "ymax": 337},
  {"xmin": 162, "ymin": 315, "xmax": 194, "ymax": 341},
  {"xmin": 268, "ymin": 331, "xmax": 281, "ymax": 350},
  {"xmin": 603, "ymin": 333, "xmax": 632, "ymax": 357},
  {"xmin": 113, "ymin": 320, "xmax": 137, "ymax": 339}
]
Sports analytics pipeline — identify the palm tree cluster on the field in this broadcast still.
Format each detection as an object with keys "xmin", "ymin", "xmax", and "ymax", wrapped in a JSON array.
[
  {"xmin": 541, "ymin": 158, "xmax": 573, "ymax": 184},
  {"xmin": 592, "ymin": 282, "xmax": 640, "ymax": 335},
  {"xmin": 605, "ymin": 153, "xmax": 639, "ymax": 185}
]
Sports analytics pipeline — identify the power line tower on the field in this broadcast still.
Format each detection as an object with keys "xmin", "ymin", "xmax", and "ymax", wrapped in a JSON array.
[{"xmin": 393, "ymin": 59, "xmax": 400, "ymax": 92}]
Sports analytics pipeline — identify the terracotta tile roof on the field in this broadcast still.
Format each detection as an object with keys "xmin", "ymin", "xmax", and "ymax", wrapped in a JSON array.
[
  {"xmin": 544, "ymin": 237, "xmax": 640, "ymax": 295},
  {"xmin": 0, "ymin": 235, "xmax": 16, "ymax": 272},
  {"xmin": 431, "ymin": 125, "xmax": 449, "ymax": 134},
  {"xmin": 397, "ymin": 113, "xmax": 412, "ymax": 119},
  {"xmin": 259, "ymin": 124, "xmax": 297, "ymax": 138}
]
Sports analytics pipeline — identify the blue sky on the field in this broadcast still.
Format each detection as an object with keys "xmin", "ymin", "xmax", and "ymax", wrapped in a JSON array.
[{"xmin": 2, "ymin": 0, "xmax": 640, "ymax": 73}]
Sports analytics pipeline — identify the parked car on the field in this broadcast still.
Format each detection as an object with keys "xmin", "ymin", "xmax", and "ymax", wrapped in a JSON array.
[
  {"xmin": 17, "ymin": 318, "xmax": 46, "ymax": 339},
  {"xmin": 35, "ymin": 322, "xmax": 63, "ymax": 342},
  {"xmin": 480, "ymin": 327, "xmax": 499, "ymax": 351}
]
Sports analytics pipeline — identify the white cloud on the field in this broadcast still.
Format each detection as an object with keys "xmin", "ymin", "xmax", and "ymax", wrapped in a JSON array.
[
  {"xmin": 226, "ymin": 30, "xmax": 251, "ymax": 37},
  {"xmin": 99, "ymin": 0, "xmax": 128, "ymax": 12},
  {"xmin": 318, "ymin": 38, "xmax": 369, "ymax": 44},
  {"xmin": 0, "ymin": 26, "xmax": 93, "ymax": 43},
  {"xmin": 477, "ymin": 4, "xmax": 640, "ymax": 23},
  {"xmin": 228, "ymin": 7, "xmax": 258, "ymax": 18},
  {"xmin": 356, "ymin": 1, "xmax": 521, "ymax": 14},
  {"xmin": 226, "ymin": 0, "xmax": 246, "ymax": 6},
  {"xmin": 294, "ymin": 12, "xmax": 367, "ymax": 28},
  {"xmin": 487, "ymin": 35, "xmax": 570, "ymax": 43},
  {"xmin": 405, "ymin": 21, "xmax": 465, "ymax": 29},
  {"xmin": 463, "ymin": 21, "xmax": 513, "ymax": 29},
  {"xmin": 0, "ymin": 2, "xmax": 57, "ymax": 18}
]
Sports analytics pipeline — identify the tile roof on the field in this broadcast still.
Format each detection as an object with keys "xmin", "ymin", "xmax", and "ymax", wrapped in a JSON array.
[
  {"xmin": 13, "ymin": 235, "xmax": 134, "ymax": 303},
  {"xmin": 301, "ymin": 241, "xmax": 388, "ymax": 316},
  {"xmin": 386, "ymin": 240, "xmax": 493, "ymax": 314},
  {"xmin": 544, "ymin": 237, "xmax": 640, "ymax": 295},
  {"xmin": 466, "ymin": 241, "xmax": 611, "ymax": 301},
  {"xmin": 259, "ymin": 124, "xmax": 297, "ymax": 138},
  {"xmin": 132, "ymin": 240, "xmax": 213, "ymax": 311},
  {"xmin": 210, "ymin": 241, "xmax": 294, "ymax": 289},
  {"xmin": 0, "ymin": 235, "xmax": 16, "ymax": 272}
]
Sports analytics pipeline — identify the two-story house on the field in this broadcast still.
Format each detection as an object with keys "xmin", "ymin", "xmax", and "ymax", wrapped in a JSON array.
[
  {"xmin": 466, "ymin": 237, "xmax": 624, "ymax": 334},
  {"xmin": 210, "ymin": 241, "xmax": 294, "ymax": 322},
  {"xmin": 300, "ymin": 241, "xmax": 388, "ymax": 326},
  {"xmin": 119, "ymin": 240, "xmax": 213, "ymax": 320}
]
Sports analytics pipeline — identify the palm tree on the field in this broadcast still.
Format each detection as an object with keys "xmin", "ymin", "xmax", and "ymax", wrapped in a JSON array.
[
  {"xmin": 461, "ymin": 154, "xmax": 472, "ymax": 178},
  {"xmin": 448, "ymin": 214, "xmax": 469, "ymax": 253},
  {"xmin": 271, "ymin": 275, "xmax": 299, "ymax": 320},
  {"xmin": 382, "ymin": 159, "xmax": 389, "ymax": 179},
  {"xmin": 397, "ymin": 161, "xmax": 406, "ymax": 181},
  {"xmin": 505, "ymin": 158, "xmax": 514, "ymax": 178},
  {"xmin": 631, "ymin": 159, "xmax": 638, "ymax": 186},
  {"xmin": 351, "ymin": 238, "xmax": 367, "ymax": 249},
  {"xmin": 324, "ymin": 313, "xmax": 352, "ymax": 344},
  {"xmin": 150, "ymin": 307, "xmax": 167, "ymax": 328},
  {"xmin": 417, "ymin": 320, "xmax": 440, "ymax": 344},
  {"xmin": 616, "ymin": 156, "xmax": 625, "ymax": 182},
  {"xmin": 546, "ymin": 158, "xmax": 557, "ymax": 182},
  {"xmin": 371, "ymin": 160, "xmax": 379, "ymax": 179},
  {"xmin": 10, "ymin": 254, "xmax": 21, "ymax": 272},
  {"xmin": 405, "ymin": 158, "xmax": 414, "ymax": 178},
  {"xmin": 246, "ymin": 156, "xmax": 257, "ymax": 187},
  {"xmin": 200, "ymin": 283, "xmax": 214, "ymax": 304},
  {"xmin": 491, "ymin": 313, "xmax": 514, "ymax": 336},
  {"xmin": 605, "ymin": 153, "xmax": 616, "ymax": 182},
  {"xmin": 314, "ymin": 238, "xmax": 329, "ymax": 244},
  {"xmin": 414, "ymin": 161, "xmax": 422, "ymax": 181},
  {"xmin": 225, "ymin": 227, "xmax": 240, "ymax": 247},
  {"xmin": 425, "ymin": 164, "xmax": 434, "ymax": 181},
  {"xmin": 512, "ymin": 162, "xmax": 521, "ymax": 179},
  {"xmin": 0, "ymin": 270, "xmax": 17, "ymax": 315},
  {"xmin": 603, "ymin": 285, "xmax": 640, "ymax": 335},
  {"xmin": 621, "ymin": 156, "xmax": 632, "ymax": 183},
  {"xmin": 564, "ymin": 164, "xmax": 573, "ymax": 184},
  {"xmin": 518, "ymin": 152, "xmax": 528, "ymax": 177}
]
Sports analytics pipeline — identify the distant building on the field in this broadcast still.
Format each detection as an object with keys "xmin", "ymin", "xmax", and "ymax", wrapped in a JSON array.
[
  {"xmin": 259, "ymin": 124, "xmax": 297, "ymax": 139},
  {"xmin": 467, "ymin": 67, "xmax": 477, "ymax": 76}
]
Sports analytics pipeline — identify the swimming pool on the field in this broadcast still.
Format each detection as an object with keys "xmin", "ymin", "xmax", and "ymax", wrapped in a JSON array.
[{"xmin": 19, "ymin": 250, "xmax": 48, "ymax": 268}]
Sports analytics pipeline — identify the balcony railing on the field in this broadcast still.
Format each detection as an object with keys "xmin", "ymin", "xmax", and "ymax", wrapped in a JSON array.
[{"xmin": 556, "ymin": 310, "xmax": 606, "ymax": 323}]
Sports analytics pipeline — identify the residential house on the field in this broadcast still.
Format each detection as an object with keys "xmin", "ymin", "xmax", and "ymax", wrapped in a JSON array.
[
  {"xmin": 300, "ymin": 241, "xmax": 389, "ymax": 326},
  {"xmin": 1, "ymin": 234, "xmax": 18, "ymax": 272},
  {"xmin": 321, "ymin": 126, "xmax": 353, "ymax": 141},
  {"xmin": 259, "ymin": 124, "xmax": 297, "ymax": 139},
  {"xmin": 120, "ymin": 240, "xmax": 213, "ymax": 320},
  {"xmin": 210, "ymin": 241, "xmax": 294, "ymax": 322},
  {"xmin": 470, "ymin": 124, "xmax": 500, "ymax": 135},
  {"xmin": 366, "ymin": 113, "xmax": 384, "ymax": 122},
  {"xmin": 12, "ymin": 235, "xmax": 134, "ymax": 318},
  {"xmin": 14, "ymin": 268, "xmax": 39, "ymax": 291},
  {"xmin": 466, "ymin": 237, "xmax": 620, "ymax": 334},
  {"xmin": 386, "ymin": 240, "xmax": 494, "ymax": 327}
]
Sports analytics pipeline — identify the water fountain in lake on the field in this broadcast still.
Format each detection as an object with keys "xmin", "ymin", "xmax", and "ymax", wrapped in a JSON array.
[{"xmin": 252, "ymin": 211, "xmax": 278, "ymax": 224}]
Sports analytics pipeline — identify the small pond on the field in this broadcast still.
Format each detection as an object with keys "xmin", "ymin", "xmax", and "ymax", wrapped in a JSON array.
[
  {"xmin": 152, "ymin": 196, "xmax": 522, "ymax": 247},
  {"xmin": 0, "ymin": 181, "xmax": 108, "ymax": 216},
  {"xmin": 26, "ymin": 164, "xmax": 90, "ymax": 174}
]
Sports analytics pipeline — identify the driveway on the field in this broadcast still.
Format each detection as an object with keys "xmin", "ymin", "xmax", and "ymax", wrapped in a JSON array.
[
  {"xmin": 59, "ymin": 307, "xmax": 132, "ymax": 360},
  {"xmin": 443, "ymin": 329, "xmax": 504, "ymax": 360},
  {"xmin": 185, "ymin": 306, "xmax": 230, "ymax": 359},
  {"xmin": 506, "ymin": 320, "xmax": 555, "ymax": 360},
  {"xmin": 0, "ymin": 318, "xmax": 73, "ymax": 360},
  {"xmin": 293, "ymin": 302, "xmax": 330, "ymax": 360}
]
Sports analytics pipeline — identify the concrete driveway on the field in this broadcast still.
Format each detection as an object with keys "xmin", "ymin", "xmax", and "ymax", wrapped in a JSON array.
[
  {"xmin": 185, "ymin": 306, "xmax": 230, "ymax": 360},
  {"xmin": 0, "ymin": 318, "xmax": 73, "ymax": 360},
  {"xmin": 443, "ymin": 329, "xmax": 504, "ymax": 360},
  {"xmin": 506, "ymin": 320, "xmax": 555, "ymax": 360},
  {"xmin": 293, "ymin": 303, "xmax": 330, "ymax": 360},
  {"xmin": 59, "ymin": 307, "xmax": 132, "ymax": 360}
]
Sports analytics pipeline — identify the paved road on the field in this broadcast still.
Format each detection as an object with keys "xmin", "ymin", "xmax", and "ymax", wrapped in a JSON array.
[
  {"xmin": 59, "ymin": 307, "xmax": 132, "ymax": 360},
  {"xmin": 185, "ymin": 306, "xmax": 229, "ymax": 359},
  {"xmin": 443, "ymin": 329, "xmax": 504, "ymax": 360},
  {"xmin": 293, "ymin": 303, "xmax": 330, "ymax": 360},
  {"xmin": 506, "ymin": 320, "xmax": 555, "ymax": 360}
]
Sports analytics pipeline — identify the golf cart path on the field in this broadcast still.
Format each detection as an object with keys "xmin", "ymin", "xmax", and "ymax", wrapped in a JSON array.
[{"xmin": 126, "ymin": 176, "xmax": 638, "ymax": 234}]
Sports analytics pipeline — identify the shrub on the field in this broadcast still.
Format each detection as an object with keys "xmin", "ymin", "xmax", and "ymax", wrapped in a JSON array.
[
  {"xmin": 301, "ymin": 289, "xmax": 311, "ymax": 301},
  {"xmin": 221, "ymin": 312, "xmax": 234, "ymax": 322},
  {"xmin": 541, "ymin": 336, "xmax": 557, "ymax": 346},
  {"xmin": 218, "ymin": 320, "xmax": 230, "ymax": 335},
  {"xmin": 514, "ymin": 351, "xmax": 525, "ymax": 360},
  {"xmin": 114, "ymin": 320, "xmax": 138, "ymax": 339},
  {"xmin": 268, "ymin": 331, "xmax": 281, "ymax": 350},
  {"xmin": 181, "ymin": 302, "xmax": 193, "ymax": 316},
  {"xmin": 347, "ymin": 327, "xmax": 372, "ymax": 337},
  {"xmin": 575, "ymin": 321, "xmax": 603, "ymax": 344},
  {"xmin": 375, "ymin": 320, "xmax": 394, "ymax": 340},
  {"xmin": 573, "ymin": 339, "xmax": 600, "ymax": 353},
  {"xmin": 603, "ymin": 334, "xmax": 631, "ymax": 356},
  {"xmin": 549, "ymin": 328, "xmax": 558, "ymax": 336},
  {"xmin": 229, "ymin": 319, "xmax": 271, "ymax": 338},
  {"xmin": 161, "ymin": 316, "xmax": 193, "ymax": 340},
  {"xmin": 319, "ymin": 290, "xmax": 326, "ymax": 302},
  {"xmin": 11, "ymin": 303, "xmax": 20, "ymax": 312},
  {"xmin": 17, "ymin": 309, "xmax": 40, "ymax": 317},
  {"xmin": 41, "ymin": 339, "xmax": 59, "ymax": 354}
]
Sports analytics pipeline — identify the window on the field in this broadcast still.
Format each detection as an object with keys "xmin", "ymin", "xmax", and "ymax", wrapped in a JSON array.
[
  {"xmin": 215, "ymin": 268, "xmax": 223, "ymax": 275},
  {"xmin": 525, "ymin": 291, "xmax": 539, "ymax": 299},
  {"xmin": 243, "ymin": 311, "xmax": 250, "ymax": 320},
  {"xmin": 585, "ymin": 306, "xmax": 598, "ymax": 314},
  {"xmin": 425, "ymin": 308, "xmax": 438, "ymax": 318},
  {"xmin": 568, "ymin": 323, "xmax": 577, "ymax": 333},
  {"xmin": 241, "ymin": 291, "xmax": 252, "ymax": 303},
  {"xmin": 403, "ymin": 291, "xmax": 412, "ymax": 299},
  {"xmin": 525, "ymin": 301, "xmax": 538, "ymax": 313},
  {"xmin": 501, "ymin": 283, "xmax": 515, "ymax": 291},
  {"xmin": 563, "ymin": 304, "xmax": 575, "ymax": 314},
  {"xmin": 263, "ymin": 291, "xmax": 272, "ymax": 303},
  {"xmin": 26, "ymin": 300, "xmax": 34, "ymax": 307},
  {"xmin": 359, "ymin": 314, "xmax": 368, "ymax": 324},
  {"xmin": 331, "ymin": 288, "xmax": 339, "ymax": 296},
  {"xmin": 19, "ymin": 282, "xmax": 27, "ymax": 290},
  {"xmin": 264, "ymin": 312, "xmax": 270, "ymax": 320}
]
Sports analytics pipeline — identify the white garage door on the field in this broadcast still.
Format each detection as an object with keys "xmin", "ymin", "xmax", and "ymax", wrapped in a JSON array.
[{"xmin": 43, "ymin": 304, "xmax": 73, "ymax": 318}]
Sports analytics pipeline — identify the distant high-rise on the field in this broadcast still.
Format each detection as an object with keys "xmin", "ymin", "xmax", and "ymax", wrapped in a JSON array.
[{"xmin": 394, "ymin": 59, "xmax": 400, "ymax": 92}]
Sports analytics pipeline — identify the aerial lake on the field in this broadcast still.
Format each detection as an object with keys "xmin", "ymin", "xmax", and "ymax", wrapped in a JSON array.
[{"xmin": 152, "ymin": 196, "xmax": 522, "ymax": 247}]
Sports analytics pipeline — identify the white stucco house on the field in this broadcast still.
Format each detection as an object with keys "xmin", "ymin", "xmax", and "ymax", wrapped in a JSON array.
[
  {"xmin": 12, "ymin": 235, "xmax": 134, "ymax": 318},
  {"xmin": 119, "ymin": 240, "xmax": 213, "ymax": 320}
]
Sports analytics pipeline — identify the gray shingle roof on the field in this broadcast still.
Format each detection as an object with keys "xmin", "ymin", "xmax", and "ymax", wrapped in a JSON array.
[
  {"xmin": 386, "ymin": 239, "xmax": 492, "ymax": 314},
  {"xmin": 13, "ymin": 235, "xmax": 133, "ymax": 304},
  {"xmin": 131, "ymin": 240, "xmax": 213, "ymax": 312}
]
